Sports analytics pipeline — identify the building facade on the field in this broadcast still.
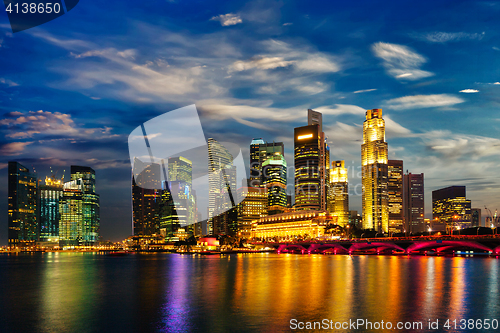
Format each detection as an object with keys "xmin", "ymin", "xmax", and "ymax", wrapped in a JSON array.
[
  {"xmin": 8, "ymin": 162, "xmax": 38, "ymax": 247},
  {"xmin": 403, "ymin": 172, "xmax": 425, "ymax": 234},
  {"xmin": 251, "ymin": 210, "xmax": 330, "ymax": 241},
  {"xmin": 39, "ymin": 175, "xmax": 64, "ymax": 242},
  {"xmin": 262, "ymin": 154, "xmax": 287, "ymax": 215},
  {"xmin": 328, "ymin": 160, "xmax": 349, "ymax": 227},
  {"xmin": 71, "ymin": 166, "xmax": 100, "ymax": 244},
  {"xmin": 208, "ymin": 138, "xmax": 237, "ymax": 235},
  {"xmin": 237, "ymin": 187, "xmax": 268, "ymax": 238},
  {"xmin": 294, "ymin": 109, "xmax": 329, "ymax": 211},
  {"xmin": 132, "ymin": 158, "xmax": 162, "ymax": 236},
  {"xmin": 388, "ymin": 160, "xmax": 404, "ymax": 234},
  {"xmin": 361, "ymin": 109, "xmax": 388, "ymax": 233},
  {"xmin": 432, "ymin": 186, "xmax": 471, "ymax": 230}
]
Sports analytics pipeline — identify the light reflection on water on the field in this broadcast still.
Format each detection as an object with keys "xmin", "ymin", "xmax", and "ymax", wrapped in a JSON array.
[{"xmin": 0, "ymin": 253, "xmax": 498, "ymax": 333}]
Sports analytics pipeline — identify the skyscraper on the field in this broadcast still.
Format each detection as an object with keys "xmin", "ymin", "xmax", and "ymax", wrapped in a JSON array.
[
  {"xmin": 208, "ymin": 138, "xmax": 237, "ymax": 235},
  {"xmin": 237, "ymin": 187, "xmax": 268, "ymax": 238},
  {"xmin": 328, "ymin": 160, "xmax": 349, "ymax": 227},
  {"xmin": 361, "ymin": 109, "xmax": 388, "ymax": 233},
  {"xmin": 249, "ymin": 139, "xmax": 284, "ymax": 188},
  {"xmin": 249, "ymin": 138, "xmax": 266, "ymax": 187},
  {"xmin": 8, "ymin": 162, "xmax": 38, "ymax": 248},
  {"xmin": 388, "ymin": 160, "xmax": 404, "ymax": 234},
  {"xmin": 132, "ymin": 158, "xmax": 162, "ymax": 236},
  {"xmin": 59, "ymin": 179, "xmax": 84, "ymax": 247},
  {"xmin": 262, "ymin": 154, "xmax": 287, "ymax": 215},
  {"xmin": 432, "ymin": 185, "xmax": 471, "ymax": 230},
  {"xmin": 294, "ymin": 109, "xmax": 328, "ymax": 211},
  {"xmin": 71, "ymin": 166, "xmax": 100, "ymax": 244},
  {"xmin": 403, "ymin": 172, "xmax": 425, "ymax": 233},
  {"xmin": 39, "ymin": 175, "xmax": 64, "ymax": 242}
]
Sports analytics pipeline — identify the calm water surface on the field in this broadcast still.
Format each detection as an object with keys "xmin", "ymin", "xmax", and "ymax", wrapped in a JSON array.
[{"xmin": 0, "ymin": 253, "xmax": 498, "ymax": 333}]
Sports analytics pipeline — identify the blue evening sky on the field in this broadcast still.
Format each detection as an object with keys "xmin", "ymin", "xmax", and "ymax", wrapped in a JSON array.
[{"xmin": 1, "ymin": 0, "xmax": 499, "ymax": 242}]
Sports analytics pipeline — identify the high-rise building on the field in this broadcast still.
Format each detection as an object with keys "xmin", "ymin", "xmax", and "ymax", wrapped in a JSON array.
[
  {"xmin": 39, "ymin": 175, "xmax": 64, "ymax": 242},
  {"xmin": 294, "ymin": 109, "xmax": 328, "ymax": 211},
  {"xmin": 249, "ymin": 139, "xmax": 284, "ymax": 188},
  {"xmin": 262, "ymin": 154, "xmax": 287, "ymax": 215},
  {"xmin": 71, "ymin": 166, "xmax": 100, "ymax": 244},
  {"xmin": 388, "ymin": 160, "xmax": 404, "ymax": 234},
  {"xmin": 237, "ymin": 187, "xmax": 268, "ymax": 238},
  {"xmin": 132, "ymin": 158, "xmax": 162, "ymax": 236},
  {"xmin": 8, "ymin": 162, "xmax": 38, "ymax": 248},
  {"xmin": 162, "ymin": 156, "xmax": 196, "ymax": 235},
  {"xmin": 361, "ymin": 109, "xmax": 388, "ymax": 233},
  {"xmin": 328, "ymin": 160, "xmax": 349, "ymax": 227},
  {"xmin": 249, "ymin": 138, "xmax": 266, "ymax": 187},
  {"xmin": 59, "ymin": 179, "xmax": 84, "ymax": 247},
  {"xmin": 432, "ymin": 185, "xmax": 471, "ymax": 230},
  {"xmin": 208, "ymin": 138, "xmax": 237, "ymax": 235},
  {"xmin": 403, "ymin": 172, "xmax": 425, "ymax": 233},
  {"xmin": 471, "ymin": 208, "xmax": 481, "ymax": 228}
]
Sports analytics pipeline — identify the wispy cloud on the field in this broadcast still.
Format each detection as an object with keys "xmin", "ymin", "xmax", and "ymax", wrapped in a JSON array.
[
  {"xmin": 385, "ymin": 94, "xmax": 464, "ymax": 110},
  {"xmin": 460, "ymin": 89, "xmax": 479, "ymax": 93},
  {"xmin": 0, "ymin": 110, "xmax": 117, "ymax": 140},
  {"xmin": 0, "ymin": 78, "xmax": 19, "ymax": 87},
  {"xmin": 412, "ymin": 31, "xmax": 485, "ymax": 43},
  {"xmin": 230, "ymin": 56, "xmax": 293, "ymax": 71},
  {"xmin": 353, "ymin": 88, "xmax": 376, "ymax": 94},
  {"xmin": 0, "ymin": 142, "xmax": 33, "ymax": 155},
  {"xmin": 210, "ymin": 13, "xmax": 243, "ymax": 26},
  {"xmin": 371, "ymin": 42, "xmax": 433, "ymax": 80}
]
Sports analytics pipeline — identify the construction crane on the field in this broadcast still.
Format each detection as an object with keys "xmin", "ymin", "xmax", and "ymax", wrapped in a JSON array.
[{"xmin": 485, "ymin": 206, "xmax": 498, "ymax": 229}]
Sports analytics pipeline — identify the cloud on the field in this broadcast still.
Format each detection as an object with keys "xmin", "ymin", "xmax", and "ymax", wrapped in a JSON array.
[
  {"xmin": 0, "ymin": 110, "xmax": 117, "ymax": 140},
  {"xmin": 294, "ymin": 55, "xmax": 340, "ymax": 73},
  {"xmin": 371, "ymin": 42, "xmax": 433, "ymax": 80},
  {"xmin": 0, "ymin": 142, "xmax": 33, "ymax": 155},
  {"xmin": 230, "ymin": 56, "xmax": 294, "ymax": 71},
  {"xmin": 459, "ymin": 89, "xmax": 479, "ymax": 93},
  {"xmin": 0, "ymin": 78, "xmax": 19, "ymax": 87},
  {"xmin": 426, "ymin": 134, "xmax": 500, "ymax": 160},
  {"xmin": 384, "ymin": 115, "xmax": 412, "ymax": 137},
  {"xmin": 412, "ymin": 31, "xmax": 485, "ymax": 43},
  {"xmin": 313, "ymin": 104, "xmax": 366, "ymax": 116},
  {"xmin": 384, "ymin": 94, "xmax": 465, "ymax": 110},
  {"xmin": 353, "ymin": 88, "xmax": 376, "ymax": 94},
  {"xmin": 283, "ymin": 22, "xmax": 293, "ymax": 26},
  {"xmin": 210, "ymin": 13, "xmax": 243, "ymax": 26}
]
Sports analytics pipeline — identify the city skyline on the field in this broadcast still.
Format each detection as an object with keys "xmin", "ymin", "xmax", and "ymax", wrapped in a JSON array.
[{"xmin": 1, "ymin": 0, "xmax": 500, "ymax": 242}]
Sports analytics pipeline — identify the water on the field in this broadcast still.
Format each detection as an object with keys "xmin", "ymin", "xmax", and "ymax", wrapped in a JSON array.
[{"xmin": 0, "ymin": 253, "xmax": 498, "ymax": 332}]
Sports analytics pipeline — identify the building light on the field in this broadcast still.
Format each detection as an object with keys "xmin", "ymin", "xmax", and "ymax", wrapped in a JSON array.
[{"xmin": 297, "ymin": 134, "xmax": 313, "ymax": 140}]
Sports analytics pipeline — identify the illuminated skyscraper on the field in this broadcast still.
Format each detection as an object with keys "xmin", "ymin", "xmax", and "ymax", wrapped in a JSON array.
[
  {"xmin": 8, "ymin": 162, "xmax": 38, "ymax": 248},
  {"xmin": 237, "ymin": 187, "xmax": 268, "ymax": 238},
  {"xmin": 328, "ymin": 160, "xmax": 349, "ymax": 227},
  {"xmin": 432, "ymin": 185, "xmax": 471, "ymax": 230},
  {"xmin": 403, "ymin": 172, "xmax": 425, "ymax": 233},
  {"xmin": 59, "ymin": 179, "xmax": 84, "ymax": 247},
  {"xmin": 39, "ymin": 175, "xmax": 64, "ymax": 242},
  {"xmin": 388, "ymin": 160, "xmax": 404, "ymax": 234},
  {"xmin": 208, "ymin": 138, "xmax": 237, "ymax": 235},
  {"xmin": 71, "ymin": 166, "xmax": 100, "ymax": 244},
  {"xmin": 249, "ymin": 138, "xmax": 266, "ymax": 187},
  {"xmin": 294, "ymin": 109, "xmax": 328, "ymax": 211},
  {"xmin": 361, "ymin": 108, "xmax": 388, "ymax": 233},
  {"xmin": 262, "ymin": 154, "xmax": 287, "ymax": 215},
  {"xmin": 132, "ymin": 158, "xmax": 161, "ymax": 236},
  {"xmin": 249, "ymin": 139, "xmax": 284, "ymax": 188}
]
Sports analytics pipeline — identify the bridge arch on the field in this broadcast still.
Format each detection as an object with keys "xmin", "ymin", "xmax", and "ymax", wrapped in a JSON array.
[{"xmin": 406, "ymin": 241, "xmax": 493, "ymax": 254}]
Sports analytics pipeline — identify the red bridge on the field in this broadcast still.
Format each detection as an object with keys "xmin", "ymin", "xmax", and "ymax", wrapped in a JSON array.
[{"xmin": 262, "ymin": 235, "xmax": 500, "ymax": 255}]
